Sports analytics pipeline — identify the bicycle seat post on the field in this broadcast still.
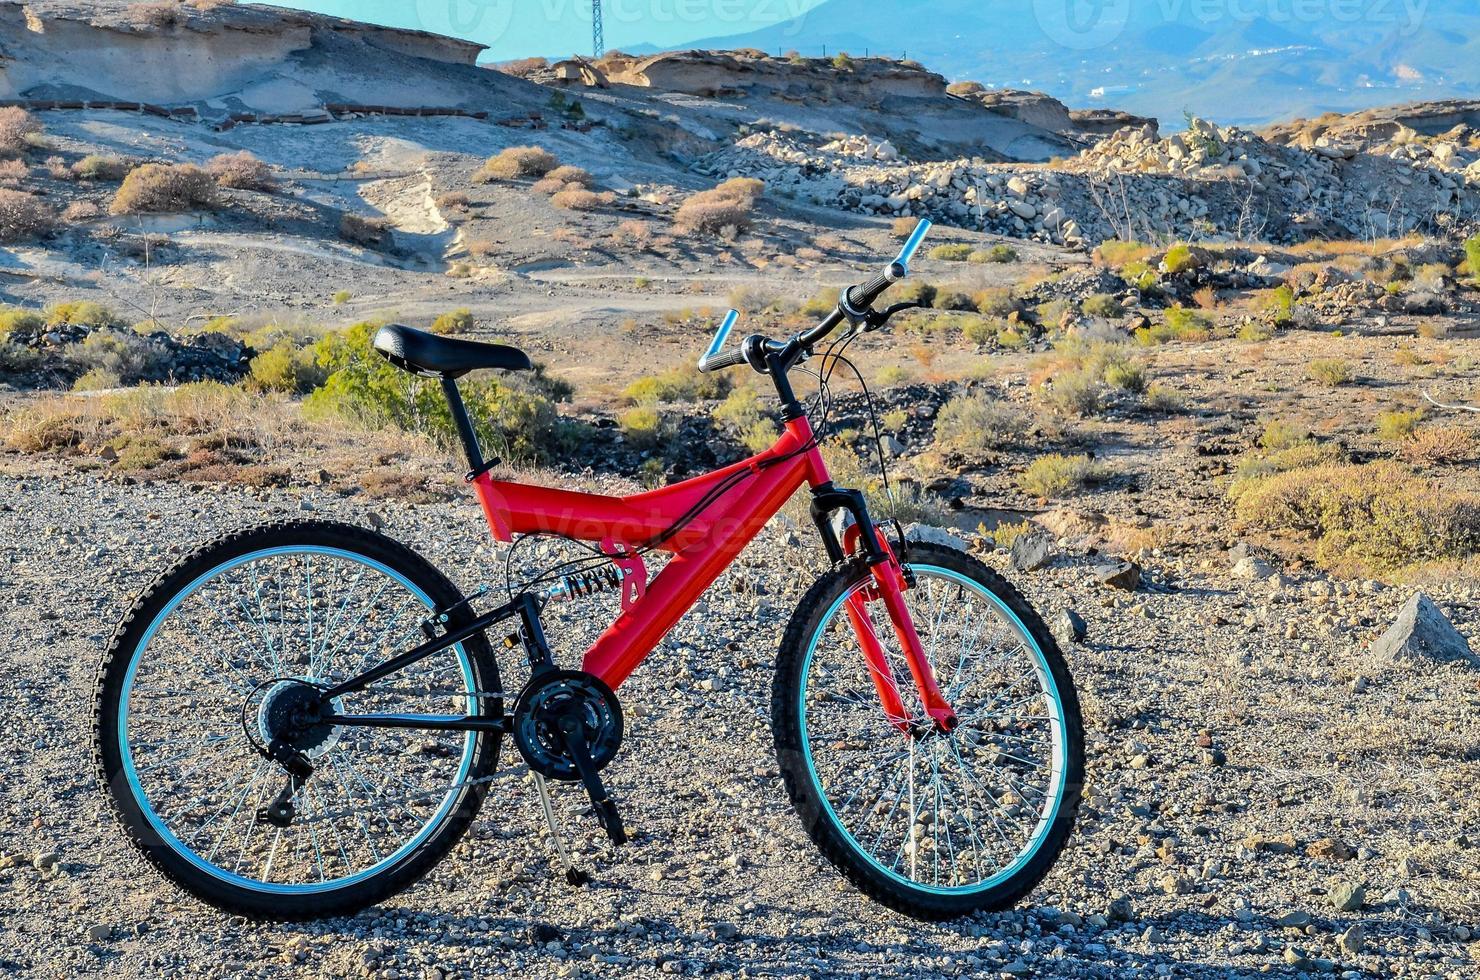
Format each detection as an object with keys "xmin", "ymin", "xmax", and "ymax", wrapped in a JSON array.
[{"xmin": 439, "ymin": 376, "xmax": 500, "ymax": 482}]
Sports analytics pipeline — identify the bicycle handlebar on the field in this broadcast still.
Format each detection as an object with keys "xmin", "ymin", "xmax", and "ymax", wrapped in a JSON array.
[
  {"xmin": 696, "ymin": 220, "xmax": 933, "ymax": 374},
  {"xmin": 696, "ymin": 309, "xmax": 740, "ymax": 374}
]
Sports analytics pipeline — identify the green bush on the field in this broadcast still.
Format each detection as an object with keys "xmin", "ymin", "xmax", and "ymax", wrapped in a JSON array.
[
  {"xmin": 1465, "ymin": 235, "xmax": 1480, "ymax": 285},
  {"xmin": 0, "ymin": 305, "xmax": 43, "ymax": 339},
  {"xmin": 305, "ymin": 321, "xmax": 561, "ymax": 463},
  {"xmin": 894, "ymin": 280, "xmax": 937, "ymax": 307},
  {"xmin": 429, "ymin": 309, "xmax": 474, "ymax": 335},
  {"xmin": 934, "ymin": 287, "xmax": 976, "ymax": 312},
  {"xmin": 1161, "ymin": 243, "xmax": 1197, "ymax": 274},
  {"xmin": 799, "ymin": 286, "xmax": 841, "ymax": 317},
  {"xmin": 1377, "ymin": 408, "xmax": 1424, "ymax": 442},
  {"xmin": 1261, "ymin": 284, "xmax": 1295, "ymax": 326},
  {"xmin": 1260, "ymin": 418, "xmax": 1309, "ymax": 451},
  {"xmin": 1137, "ymin": 307, "xmax": 1211, "ymax": 345},
  {"xmin": 1041, "ymin": 367, "xmax": 1102, "ymax": 416},
  {"xmin": 972, "ymin": 288, "xmax": 1018, "ymax": 317},
  {"xmin": 969, "ymin": 244, "xmax": 1018, "ymax": 264},
  {"xmin": 1081, "ymin": 293, "xmax": 1123, "ymax": 319},
  {"xmin": 109, "ymin": 163, "xmax": 217, "ymax": 215},
  {"xmin": 249, "ymin": 342, "xmax": 323, "ymax": 393},
  {"xmin": 1103, "ymin": 359, "xmax": 1145, "ymax": 393},
  {"xmin": 1095, "ymin": 240, "xmax": 1153, "ymax": 269},
  {"xmin": 618, "ymin": 405, "xmax": 665, "ymax": 449},
  {"xmin": 46, "ymin": 300, "xmax": 125, "ymax": 329},
  {"xmin": 927, "ymin": 243, "xmax": 973, "ymax": 262},
  {"xmin": 1018, "ymin": 453, "xmax": 1112, "ymax": 498},
  {"xmin": 622, "ymin": 366, "xmax": 730, "ymax": 405},
  {"xmin": 1232, "ymin": 460, "xmax": 1480, "ymax": 575},
  {"xmin": 71, "ymin": 155, "xmax": 129, "ymax": 181},
  {"xmin": 935, "ymin": 391, "xmax": 1027, "ymax": 453},
  {"xmin": 1307, "ymin": 358, "xmax": 1353, "ymax": 387}
]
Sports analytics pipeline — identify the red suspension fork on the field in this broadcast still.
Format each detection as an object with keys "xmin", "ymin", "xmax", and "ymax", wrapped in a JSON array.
[{"xmin": 840, "ymin": 528, "xmax": 959, "ymax": 734}]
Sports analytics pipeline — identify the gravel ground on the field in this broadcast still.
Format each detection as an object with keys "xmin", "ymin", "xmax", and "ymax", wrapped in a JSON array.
[{"xmin": 1, "ymin": 471, "xmax": 1477, "ymax": 979}]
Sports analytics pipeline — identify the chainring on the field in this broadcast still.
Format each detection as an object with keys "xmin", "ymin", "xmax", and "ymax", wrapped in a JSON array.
[{"xmin": 511, "ymin": 669, "xmax": 624, "ymax": 781}]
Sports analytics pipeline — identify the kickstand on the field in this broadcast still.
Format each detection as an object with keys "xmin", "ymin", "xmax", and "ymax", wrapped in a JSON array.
[{"xmin": 534, "ymin": 773, "xmax": 589, "ymax": 887}]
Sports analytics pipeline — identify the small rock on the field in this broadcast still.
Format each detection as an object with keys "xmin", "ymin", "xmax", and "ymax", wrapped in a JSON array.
[
  {"xmin": 1329, "ymin": 881, "xmax": 1366, "ymax": 912},
  {"xmin": 1094, "ymin": 560, "xmax": 1141, "ymax": 591},
  {"xmin": 1338, "ymin": 923, "xmax": 1366, "ymax": 955},
  {"xmin": 1371, "ymin": 593, "xmax": 1477, "ymax": 667},
  {"xmin": 1232, "ymin": 556, "xmax": 1277, "ymax": 581},
  {"xmin": 904, "ymin": 522, "xmax": 969, "ymax": 553},
  {"xmin": 1011, "ymin": 535, "xmax": 1054, "ymax": 572},
  {"xmin": 33, "ymin": 852, "xmax": 58, "ymax": 871},
  {"xmin": 85, "ymin": 924, "xmax": 112, "ymax": 942},
  {"xmin": 1307, "ymin": 837, "xmax": 1355, "ymax": 861},
  {"xmin": 1276, "ymin": 911, "xmax": 1312, "ymax": 929},
  {"xmin": 1106, "ymin": 894, "xmax": 1136, "ymax": 922},
  {"xmin": 1054, "ymin": 607, "xmax": 1087, "ymax": 644}
]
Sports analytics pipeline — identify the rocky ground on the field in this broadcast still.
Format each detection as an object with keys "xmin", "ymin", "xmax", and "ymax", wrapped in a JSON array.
[{"xmin": 0, "ymin": 463, "xmax": 1476, "ymax": 979}]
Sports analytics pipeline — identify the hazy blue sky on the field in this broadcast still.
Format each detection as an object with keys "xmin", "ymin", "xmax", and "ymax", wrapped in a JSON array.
[{"xmin": 261, "ymin": 0, "xmax": 828, "ymax": 61}]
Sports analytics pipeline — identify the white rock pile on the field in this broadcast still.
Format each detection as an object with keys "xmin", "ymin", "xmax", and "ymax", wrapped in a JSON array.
[{"xmin": 695, "ymin": 116, "xmax": 1480, "ymax": 246}]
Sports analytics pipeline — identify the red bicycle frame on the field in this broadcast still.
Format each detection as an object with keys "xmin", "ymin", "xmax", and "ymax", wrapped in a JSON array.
[{"xmin": 468, "ymin": 414, "xmax": 958, "ymax": 732}]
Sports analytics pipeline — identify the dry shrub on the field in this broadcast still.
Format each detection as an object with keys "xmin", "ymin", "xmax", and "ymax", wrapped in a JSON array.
[
  {"xmin": 463, "ymin": 238, "xmax": 497, "ymax": 259},
  {"xmin": 474, "ymin": 145, "xmax": 558, "ymax": 182},
  {"xmin": 0, "ymin": 159, "xmax": 26, "ymax": 189},
  {"xmin": 674, "ymin": 177, "xmax": 764, "ymax": 236},
  {"xmin": 0, "ymin": 190, "xmax": 56, "ymax": 242},
  {"xmin": 339, "ymin": 213, "xmax": 391, "ymax": 248},
  {"xmin": 545, "ymin": 165, "xmax": 592, "ymax": 187},
  {"xmin": 436, "ymin": 191, "xmax": 471, "ymax": 212},
  {"xmin": 127, "ymin": 1, "xmax": 184, "ymax": 28},
  {"xmin": 1400, "ymin": 426, "xmax": 1476, "ymax": 467},
  {"xmin": 550, "ymin": 188, "xmax": 612, "ymax": 211},
  {"xmin": 0, "ymin": 107, "xmax": 41, "ymax": 158},
  {"xmin": 891, "ymin": 215, "xmax": 921, "ymax": 238},
  {"xmin": 62, "ymin": 200, "xmax": 103, "ymax": 222},
  {"xmin": 109, "ymin": 163, "xmax": 217, "ymax": 214},
  {"xmin": 1232, "ymin": 460, "xmax": 1480, "ymax": 575},
  {"xmin": 613, "ymin": 219, "xmax": 652, "ymax": 249},
  {"xmin": 186, "ymin": 0, "xmax": 237, "ymax": 9},
  {"xmin": 72, "ymin": 155, "xmax": 130, "ymax": 181},
  {"xmin": 531, "ymin": 176, "xmax": 566, "ymax": 194},
  {"xmin": 205, "ymin": 150, "xmax": 274, "ymax": 190}
]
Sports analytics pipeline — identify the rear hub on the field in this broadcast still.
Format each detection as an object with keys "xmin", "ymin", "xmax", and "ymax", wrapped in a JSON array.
[{"xmin": 256, "ymin": 680, "xmax": 342, "ymax": 760}]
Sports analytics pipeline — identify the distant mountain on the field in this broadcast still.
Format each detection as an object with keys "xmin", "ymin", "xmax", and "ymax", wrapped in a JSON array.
[{"xmin": 648, "ymin": 0, "xmax": 1480, "ymax": 126}]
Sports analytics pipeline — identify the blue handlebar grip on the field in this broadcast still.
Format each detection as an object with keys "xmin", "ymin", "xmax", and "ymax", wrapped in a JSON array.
[
  {"xmin": 896, "ymin": 218, "xmax": 933, "ymax": 272},
  {"xmin": 702, "ymin": 309, "xmax": 740, "ymax": 362}
]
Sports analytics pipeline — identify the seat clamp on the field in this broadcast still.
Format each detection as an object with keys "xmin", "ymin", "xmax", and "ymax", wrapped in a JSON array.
[{"xmin": 465, "ymin": 458, "xmax": 503, "ymax": 483}]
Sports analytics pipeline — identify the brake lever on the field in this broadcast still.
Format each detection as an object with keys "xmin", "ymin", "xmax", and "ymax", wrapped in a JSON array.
[{"xmin": 864, "ymin": 300, "xmax": 928, "ymax": 332}]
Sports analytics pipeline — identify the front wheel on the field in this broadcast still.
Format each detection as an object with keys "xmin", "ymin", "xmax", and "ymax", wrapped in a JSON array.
[{"xmin": 772, "ymin": 542, "xmax": 1084, "ymax": 920}]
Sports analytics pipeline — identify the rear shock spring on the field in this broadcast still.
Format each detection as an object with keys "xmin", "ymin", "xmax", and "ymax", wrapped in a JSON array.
[{"xmin": 545, "ymin": 564, "xmax": 624, "ymax": 602}]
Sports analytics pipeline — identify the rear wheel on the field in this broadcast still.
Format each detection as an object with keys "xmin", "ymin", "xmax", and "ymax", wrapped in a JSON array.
[
  {"xmin": 94, "ymin": 520, "xmax": 502, "ymax": 920},
  {"xmin": 773, "ymin": 542, "xmax": 1084, "ymax": 920}
]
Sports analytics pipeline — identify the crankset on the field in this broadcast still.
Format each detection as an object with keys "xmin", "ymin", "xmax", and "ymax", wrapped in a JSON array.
[{"xmin": 513, "ymin": 669, "xmax": 627, "ymax": 845}]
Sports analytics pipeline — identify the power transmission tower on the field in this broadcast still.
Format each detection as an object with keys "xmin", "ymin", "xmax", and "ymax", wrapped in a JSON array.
[{"xmin": 592, "ymin": 0, "xmax": 604, "ymax": 58}]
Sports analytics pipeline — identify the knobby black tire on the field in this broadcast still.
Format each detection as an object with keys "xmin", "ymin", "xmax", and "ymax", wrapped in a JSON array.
[
  {"xmin": 94, "ymin": 520, "xmax": 502, "ymax": 920},
  {"xmin": 772, "ymin": 542, "xmax": 1085, "ymax": 920}
]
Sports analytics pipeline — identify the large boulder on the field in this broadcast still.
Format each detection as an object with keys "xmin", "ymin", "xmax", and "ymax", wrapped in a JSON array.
[{"xmin": 1371, "ymin": 594, "xmax": 1477, "ymax": 668}]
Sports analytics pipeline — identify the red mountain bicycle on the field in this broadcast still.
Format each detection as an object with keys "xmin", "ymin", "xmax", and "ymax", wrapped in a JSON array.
[{"xmin": 95, "ymin": 221, "xmax": 1085, "ymax": 921}]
